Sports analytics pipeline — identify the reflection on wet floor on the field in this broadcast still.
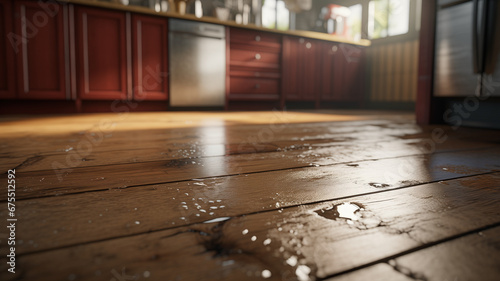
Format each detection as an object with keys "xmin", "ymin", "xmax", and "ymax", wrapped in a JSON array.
[{"xmin": 315, "ymin": 202, "xmax": 365, "ymax": 223}]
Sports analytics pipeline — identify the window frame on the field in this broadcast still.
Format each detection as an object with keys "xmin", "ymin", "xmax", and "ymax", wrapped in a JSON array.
[
  {"xmin": 337, "ymin": 0, "xmax": 421, "ymax": 44},
  {"xmin": 366, "ymin": 0, "xmax": 421, "ymax": 44}
]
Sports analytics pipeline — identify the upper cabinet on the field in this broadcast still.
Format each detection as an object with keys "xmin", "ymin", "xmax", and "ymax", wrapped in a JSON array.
[
  {"xmin": 14, "ymin": 0, "xmax": 67, "ymax": 100},
  {"xmin": 282, "ymin": 36, "xmax": 320, "ymax": 102},
  {"xmin": 0, "ymin": 0, "xmax": 15, "ymax": 99},
  {"xmin": 132, "ymin": 14, "xmax": 168, "ymax": 101},
  {"xmin": 75, "ymin": 7, "xmax": 128, "ymax": 100}
]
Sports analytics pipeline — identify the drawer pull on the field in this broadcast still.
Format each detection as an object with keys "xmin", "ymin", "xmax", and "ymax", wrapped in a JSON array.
[
  {"xmin": 254, "ymin": 84, "xmax": 261, "ymax": 89},
  {"xmin": 255, "ymin": 53, "xmax": 262, "ymax": 60},
  {"xmin": 306, "ymin": 42, "xmax": 312, "ymax": 49},
  {"xmin": 255, "ymin": 35, "xmax": 261, "ymax": 42},
  {"xmin": 331, "ymin": 45, "xmax": 338, "ymax": 53}
]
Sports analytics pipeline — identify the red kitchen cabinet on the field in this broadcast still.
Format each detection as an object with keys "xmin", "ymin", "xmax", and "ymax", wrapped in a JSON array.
[
  {"xmin": 0, "ymin": 0, "xmax": 15, "ymax": 99},
  {"xmin": 14, "ymin": 1, "xmax": 67, "ymax": 100},
  {"xmin": 282, "ymin": 36, "xmax": 320, "ymax": 102},
  {"xmin": 321, "ymin": 42, "xmax": 365, "ymax": 102},
  {"xmin": 76, "ymin": 7, "xmax": 127, "ymax": 100},
  {"xmin": 132, "ymin": 15, "xmax": 168, "ymax": 101},
  {"xmin": 228, "ymin": 27, "xmax": 282, "ymax": 102}
]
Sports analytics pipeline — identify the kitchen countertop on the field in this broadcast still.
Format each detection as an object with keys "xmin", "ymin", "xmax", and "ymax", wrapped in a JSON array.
[{"xmin": 58, "ymin": 0, "xmax": 371, "ymax": 46}]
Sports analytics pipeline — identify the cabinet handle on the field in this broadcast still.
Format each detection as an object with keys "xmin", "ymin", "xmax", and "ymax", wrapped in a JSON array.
[
  {"xmin": 306, "ymin": 42, "xmax": 312, "ymax": 49},
  {"xmin": 255, "ymin": 35, "xmax": 261, "ymax": 42},
  {"xmin": 255, "ymin": 53, "xmax": 261, "ymax": 60},
  {"xmin": 331, "ymin": 45, "xmax": 338, "ymax": 53},
  {"xmin": 254, "ymin": 84, "xmax": 261, "ymax": 89}
]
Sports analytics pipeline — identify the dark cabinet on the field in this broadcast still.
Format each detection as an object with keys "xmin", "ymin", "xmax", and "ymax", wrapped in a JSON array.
[
  {"xmin": 0, "ymin": 0, "xmax": 15, "ymax": 99},
  {"xmin": 14, "ymin": 1, "xmax": 67, "ymax": 100},
  {"xmin": 132, "ymin": 14, "xmax": 168, "ymax": 101},
  {"xmin": 75, "ymin": 7, "xmax": 128, "ymax": 100},
  {"xmin": 321, "ymin": 42, "xmax": 365, "ymax": 102},
  {"xmin": 228, "ymin": 27, "xmax": 282, "ymax": 101},
  {"xmin": 282, "ymin": 36, "xmax": 320, "ymax": 102}
]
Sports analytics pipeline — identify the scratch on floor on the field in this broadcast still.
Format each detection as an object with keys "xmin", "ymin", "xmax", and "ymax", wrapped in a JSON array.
[{"xmin": 387, "ymin": 259, "xmax": 428, "ymax": 281}]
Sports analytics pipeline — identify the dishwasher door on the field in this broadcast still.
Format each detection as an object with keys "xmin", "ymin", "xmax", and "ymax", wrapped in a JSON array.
[{"xmin": 169, "ymin": 19, "xmax": 226, "ymax": 107}]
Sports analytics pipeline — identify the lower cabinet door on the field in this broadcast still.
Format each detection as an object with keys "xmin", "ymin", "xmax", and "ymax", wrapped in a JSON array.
[
  {"xmin": 15, "ymin": 1, "xmax": 68, "ymax": 100},
  {"xmin": 76, "ymin": 7, "xmax": 128, "ymax": 100}
]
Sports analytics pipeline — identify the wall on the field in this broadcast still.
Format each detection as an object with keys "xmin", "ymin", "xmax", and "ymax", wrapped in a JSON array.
[{"xmin": 368, "ymin": 39, "xmax": 419, "ymax": 104}]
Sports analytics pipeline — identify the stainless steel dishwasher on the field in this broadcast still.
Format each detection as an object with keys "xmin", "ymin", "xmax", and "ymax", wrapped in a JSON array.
[{"xmin": 169, "ymin": 19, "xmax": 226, "ymax": 107}]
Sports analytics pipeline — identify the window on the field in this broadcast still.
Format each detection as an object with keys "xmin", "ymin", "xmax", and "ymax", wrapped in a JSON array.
[
  {"xmin": 262, "ymin": 0, "xmax": 290, "ymax": 30},
  {"xmin": 347, "ymin": 4, "xmax": 362, "ymax": 41},
  {"xmin": 368, "ymin": 0, "xmax": 411, "ymax": 39}
]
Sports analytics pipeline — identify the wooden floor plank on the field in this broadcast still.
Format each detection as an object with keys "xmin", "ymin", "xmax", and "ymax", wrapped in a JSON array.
[
  {"xmin": 384, "ymin": 226, "xmax": 500, "ymax": 281},
  {"xmin": 1, "ymin": 173, "xmax": 499, "ymax": 281},
  {"xmin": 6, "ymin": 144, "xmax": 500, "ymax": 201},
  {"xmin": 325, "ymin": 264, "xmax": 414, "ymax": 281},
  {"xmin": 0, "ymin": 118, "xmax": 423, "ymax": 172},
  {"xmin": 1, "ymin": 111, "xmax": 499, "ymax": 281}
]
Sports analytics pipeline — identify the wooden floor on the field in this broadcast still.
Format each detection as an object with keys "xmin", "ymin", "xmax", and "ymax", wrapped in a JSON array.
[{"xmin": 0, "ymin": 110, "xmax": 499, "ymax": 281}]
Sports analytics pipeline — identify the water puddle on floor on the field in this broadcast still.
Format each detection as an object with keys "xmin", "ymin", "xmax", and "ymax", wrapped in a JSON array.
[
  {"xmin": 369, "ymin": 182, "xmax": 390, "ymax": 188},
  {"xmin": 315, "ymin": 202, "xmax": 365, "ymax": 223}
]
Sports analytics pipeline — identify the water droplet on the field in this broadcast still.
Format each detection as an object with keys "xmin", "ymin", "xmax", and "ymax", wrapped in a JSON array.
[
  {"xmin": 88, "ymin": 220, "xmax": 92, "ymax": 223},
  {"xmin": 251, "ymin": 236, "xmax": 257, "ymax": 241},
  {"xmin": 263, "ymin": 238, "xmax": 271, "ymax": 245},
  {"xmin": 135, "ymin": 221, "xmax": 140, "ymax": 225},
  {"xmin": 296, "ymin": 265, "xmax": 311, "ymax": 281},
  {"xmin": 369, "ymin": 182, "xmax": 390, "ymax": 188},
  {"xmin": 210, "ymin": 206, "xmax": 218, "ymax": 210},
  {"xmin": 286, "ymin": 256, "xmax": 298, "ymax": 267},
  {"xmin": 242, "ymin": 229, "xmax": 249, "ymax": 235},
  {"xmin": 315, "ymin": 202, "xmax": 364, "ymax": 222},
  {"xmin": 442, "ymin": 167, "xmax": 448, "ymax": 171},
  {"xmin": 203, "ymin": 217, "xmax": 231, "ymax": 224},
  {"xmin": 275, "ymin": 202, "xmax": 280, "ymax": 208},
  {"xmin": 222, "ymin": 260, "xmax": 235, "ymax": 266},
  {"xmin": 262, "ymin": 269, "xmax": 272, "ymax": 278}
]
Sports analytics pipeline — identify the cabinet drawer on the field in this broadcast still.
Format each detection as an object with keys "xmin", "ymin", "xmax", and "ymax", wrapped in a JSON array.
[
  {"xmin": 230, "ymin": 27, "xmax": 281, "ymax": 49},
  {"xmin": 230, "ymin": 76, "xmax": 279, "ymax": 95},
  {"xmin": 230, "ymin": 48, "xmax": 280, "ymax": 69}
]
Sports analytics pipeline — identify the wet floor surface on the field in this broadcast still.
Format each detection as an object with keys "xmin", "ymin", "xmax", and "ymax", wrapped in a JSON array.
[{"xmin": 0, "ymin": 110, "xmax": 499, "ymax": 281}]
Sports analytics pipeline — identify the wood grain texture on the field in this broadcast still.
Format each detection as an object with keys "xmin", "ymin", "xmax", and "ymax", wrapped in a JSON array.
[
  {"xmin": 1, "ymin": 173, "xmax": 499, "ymax": 280},
  {"xmin": 389, "ymin": 226, "xmax": 500, "ymax": 281},
  {"xmin": 0, "ymin": 111, "xmax": 499, "ymax": 281}
]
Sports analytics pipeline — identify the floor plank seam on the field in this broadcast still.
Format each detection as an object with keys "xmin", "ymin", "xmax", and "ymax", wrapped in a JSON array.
[
  {"xmin": 9, "ymin": 147, "xmax": 500, "ymax": 202},
  {"xmin": 316, "ymin": 221, "xmax": 500, "ymax": 281},
  {"xmin": 9, "ymin": 138, "xmax": 497, "ymax": 174},
  {"xmin": 13, "ymin": 171, "xmax": 500, "ymax": 258}
]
